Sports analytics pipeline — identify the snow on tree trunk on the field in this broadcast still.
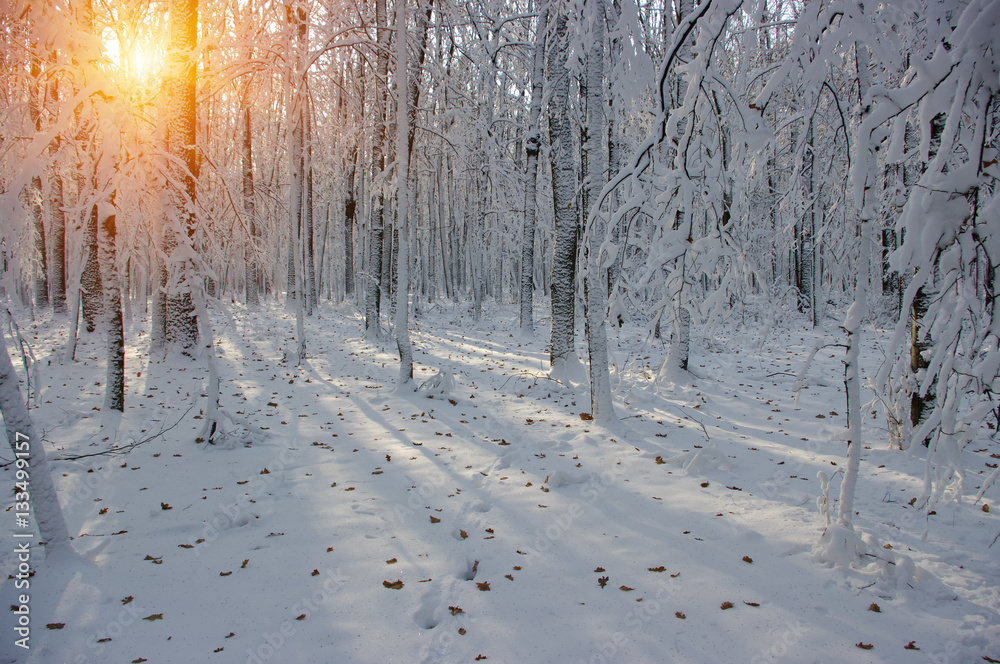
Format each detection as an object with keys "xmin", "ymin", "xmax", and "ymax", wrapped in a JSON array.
[
  {"xmin": 547, "ymin": 13, "xmax": 579, "ymax": 376},
  {"xmin": 81, "ymin": 201, "xmax": 103, "ymax": 333},
  {"xmin": 305, "ymin": 106, "xmax": 317, "ymax": 315},
  {"xmin": 29, "ymin": 174, "xmax": 48, "ymax": 309},
  {"xmin": 365, "ymin": 0, "xmax": 391, "ymax": 339},
  {"xmin": 162, "ymin": 0, "xmax": 199, "ymax": 349},
  {"xmin": 519, "ymin": 6, "xmax": 548, "ymax": 338},
  {"xmin": 48, "ymin": 156, "xmax": 67, "ymax": 316},
  {"xmin": 344, "ymin": 145, "xmax": 358, "ymax": 302},
  {"xmin": 285, "ymin": 0, "xmax": 308, "ymax": 361},
  {"xmin": 817, "ymin": 39, "xmax": 874, "ymax": 566},
  {"xmin": 242, "ymin": 104, "xmax": 259, "ymax": 307},
  {"xmin": 395, "ymin": 0, "xmax": 413, "ymax": 387},
  {"xmin": 43, "ymin": 51, "xmax": 67, "ymax": 316},
  {"xmin": 100, "ymin": 196, "xmax": 124, "ymax": 412},
  {"xmin": 582, "ymin": 0, "xmax": 615, "ymax": 424},
  {"xmin": 28, "ymin": 55, "xmax": 48, "ymax": 308},
  {"xmin": 0, "ymin": 328, "xmax": 70, "ymax": 552}
]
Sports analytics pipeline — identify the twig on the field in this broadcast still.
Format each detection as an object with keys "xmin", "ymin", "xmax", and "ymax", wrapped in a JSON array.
[{"xmin": 53, "ymin": 404, "xmax": 195, "ymax": 461}]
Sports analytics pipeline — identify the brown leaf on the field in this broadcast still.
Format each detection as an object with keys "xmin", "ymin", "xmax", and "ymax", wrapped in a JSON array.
[
  {"xmin": 476, "ymin": 581, "xmax": 491, "ymax": 591},
  {"xmin": 868, "ymin": 603, "xmax": 881, "ymax": 613},
  {"xmin": 142, "ymin": 614, "xmax": 163, "ymax": 621},
  {"xmin": 160, "ymin": 502, "xmax": 172, "ymax": 510},
  {"xmin": 856, "ymin": 643, "xmax": 874, "ymax": 650},
  {"xmin": 720, "ymin": 601, "xmax": 734, "ymax": 610},
  {"xmin": 122, "ymin": 596, "xmax": 134, "ymax": 605},
  {"xmin": 458, "ymin": 627, "xmax": 467, "ymax": 635},
  {"xmin": 295, "ymin": 614, "xmax": 306, "ymax": 620},
  {"xmin": 675, "ymin": 612, "xmax": 686, "ymax": 619},
  {"xmin": 430, "ymin": 516, "xmax": 441, "ymax": 524},
  {"xmin": 220, "ymin": 571, "xmax": 232, "ymax": 577},
  {"xmin": 383, "ymin": 580, "xmax": 404, "ymax": 590},
  {"xmin": 594, "ymin": 567, "xmax": 606, "ymax": 573},
  {"xmin": 386, "ymin": 558, "xmax": 398, "ymax": 565},
  {"xmin": 311, "ymin": 569, "xmax": 320, "ymax": 576},
  {"xmin": 742, "ymin": 556, "xmax": 753, "ymax": 564},
  {"xmin": 449, "ymin": 606, "xmax": 464, "ymax": 615},
  {"xmin": 744, "ymin": 601, "xmax": 761, "ymax": 607},
  {"xmin": 579, "ymin": 413, "xmax": 593, "ymax": 421},
  {"xmin": 132, "ymin": 659, "xmax": 148, "ymax": 663},
  {"xmin": 46, "ymin": 623, "xmax": 65, "ymax": 629},
  {"xmin": 460, "ymin": 530, "xmax": 468, "ymax": 539},
  {"xmin": 619, "ymin": 585, "xmax": 634, "ymax": 591},
  {"xmin": 904, "ymin": 642, "xmax": 920, "ymax": 651},
  {"xmin": 241, "ymin": 559, "xmax": 249, "ymax": 569},
  {"xmin": 598, "ymin": 576, "xmax": 609, "ymax": 588},
  {"xmin": 648, "ymin": 566, "xmax": 667, "ymax": 573},
  {"xmin": 505, "ymin": 574, "xmax": 514, "ymax": 581},
  {"xmin": 655, "ymin": 456, "xmax": 666, "ymax": 464}
]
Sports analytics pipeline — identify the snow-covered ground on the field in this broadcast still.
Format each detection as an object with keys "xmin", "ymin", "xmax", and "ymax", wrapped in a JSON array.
[{"xmin": 2, "ymin": 301, "xmax": 998, "ymax": 664}]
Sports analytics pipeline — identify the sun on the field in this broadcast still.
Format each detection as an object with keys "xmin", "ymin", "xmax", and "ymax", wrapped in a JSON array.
[
  {"xmin": 103, "ymin": 32, "xmax": 161, "ymax": 84},
  {"xmin": 100, "ymin": 6, "xmax": 167, "ymax": 96},
  {"xmin": 128, "ymin": 44, "xmax": 162, "ymax": 82}
]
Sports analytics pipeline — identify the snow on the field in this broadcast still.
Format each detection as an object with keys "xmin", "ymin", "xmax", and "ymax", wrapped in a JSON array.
[{"xmin": 2, "ymin": 301, "xmax": 999, "ymax": 664}]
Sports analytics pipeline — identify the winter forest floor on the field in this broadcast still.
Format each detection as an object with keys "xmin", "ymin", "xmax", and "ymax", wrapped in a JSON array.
[{"xmin": 1, "ymin": 300, "xmax": 999, "ymax": 664}]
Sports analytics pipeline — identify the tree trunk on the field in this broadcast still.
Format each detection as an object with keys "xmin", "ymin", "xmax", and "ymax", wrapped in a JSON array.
[
  {"xmin": 162, "ymin": 0, "xmax": 199, "ymax": 349},
  {"xmin": 81, "ymin": 202, "xmax": 104, "ymax": 333},
  {"xmin": 344, "ymin": 145, "xmax": 358, "ymax": 301},
  {"xmin": 28, "ymin": 54, "xmax": 48, "ymax": 308},
  {"xmin": 305, "ymin": 101, "xmax": 317, "ymax": 315},
  {"xmin": 547, "ymin": 13, "xmax": 579, "ymax": 373},
  {"xmin": 519, "ymin": 7, "xmax": 548, "ymax": 337},
  {"xmin": 365, "ymin": 0, "xmax": 391, "ymax": 338},
  {"xmin": 395, "ymin": 0, "xmax": 413, "ymax": 385},
  {"xmin": 100, "ymin": 197, "xmax": 124, "ymax": 412},
  {"xmin": 1, "ymin": 329, "xmax": 70, "ymax": 551},
  {"xmin": 582, "ymin": 0, "xmax": 615, "ymax": 423},
  {"xmin": 243, "ymin": 104, "xmax": 259, "ymax": 307},
  {"xmin": 837, "ymin": 42, "xmax": 875, "ymax": 533},
  {"xmin": 286, "ymin": 0, "xmax": 308, "ymax": 360}
]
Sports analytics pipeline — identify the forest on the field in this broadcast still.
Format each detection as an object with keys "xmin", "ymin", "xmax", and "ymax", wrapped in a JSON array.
[{"xmin": 0, "ymin": 0, "xmax": 999, "ymax": 662}]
